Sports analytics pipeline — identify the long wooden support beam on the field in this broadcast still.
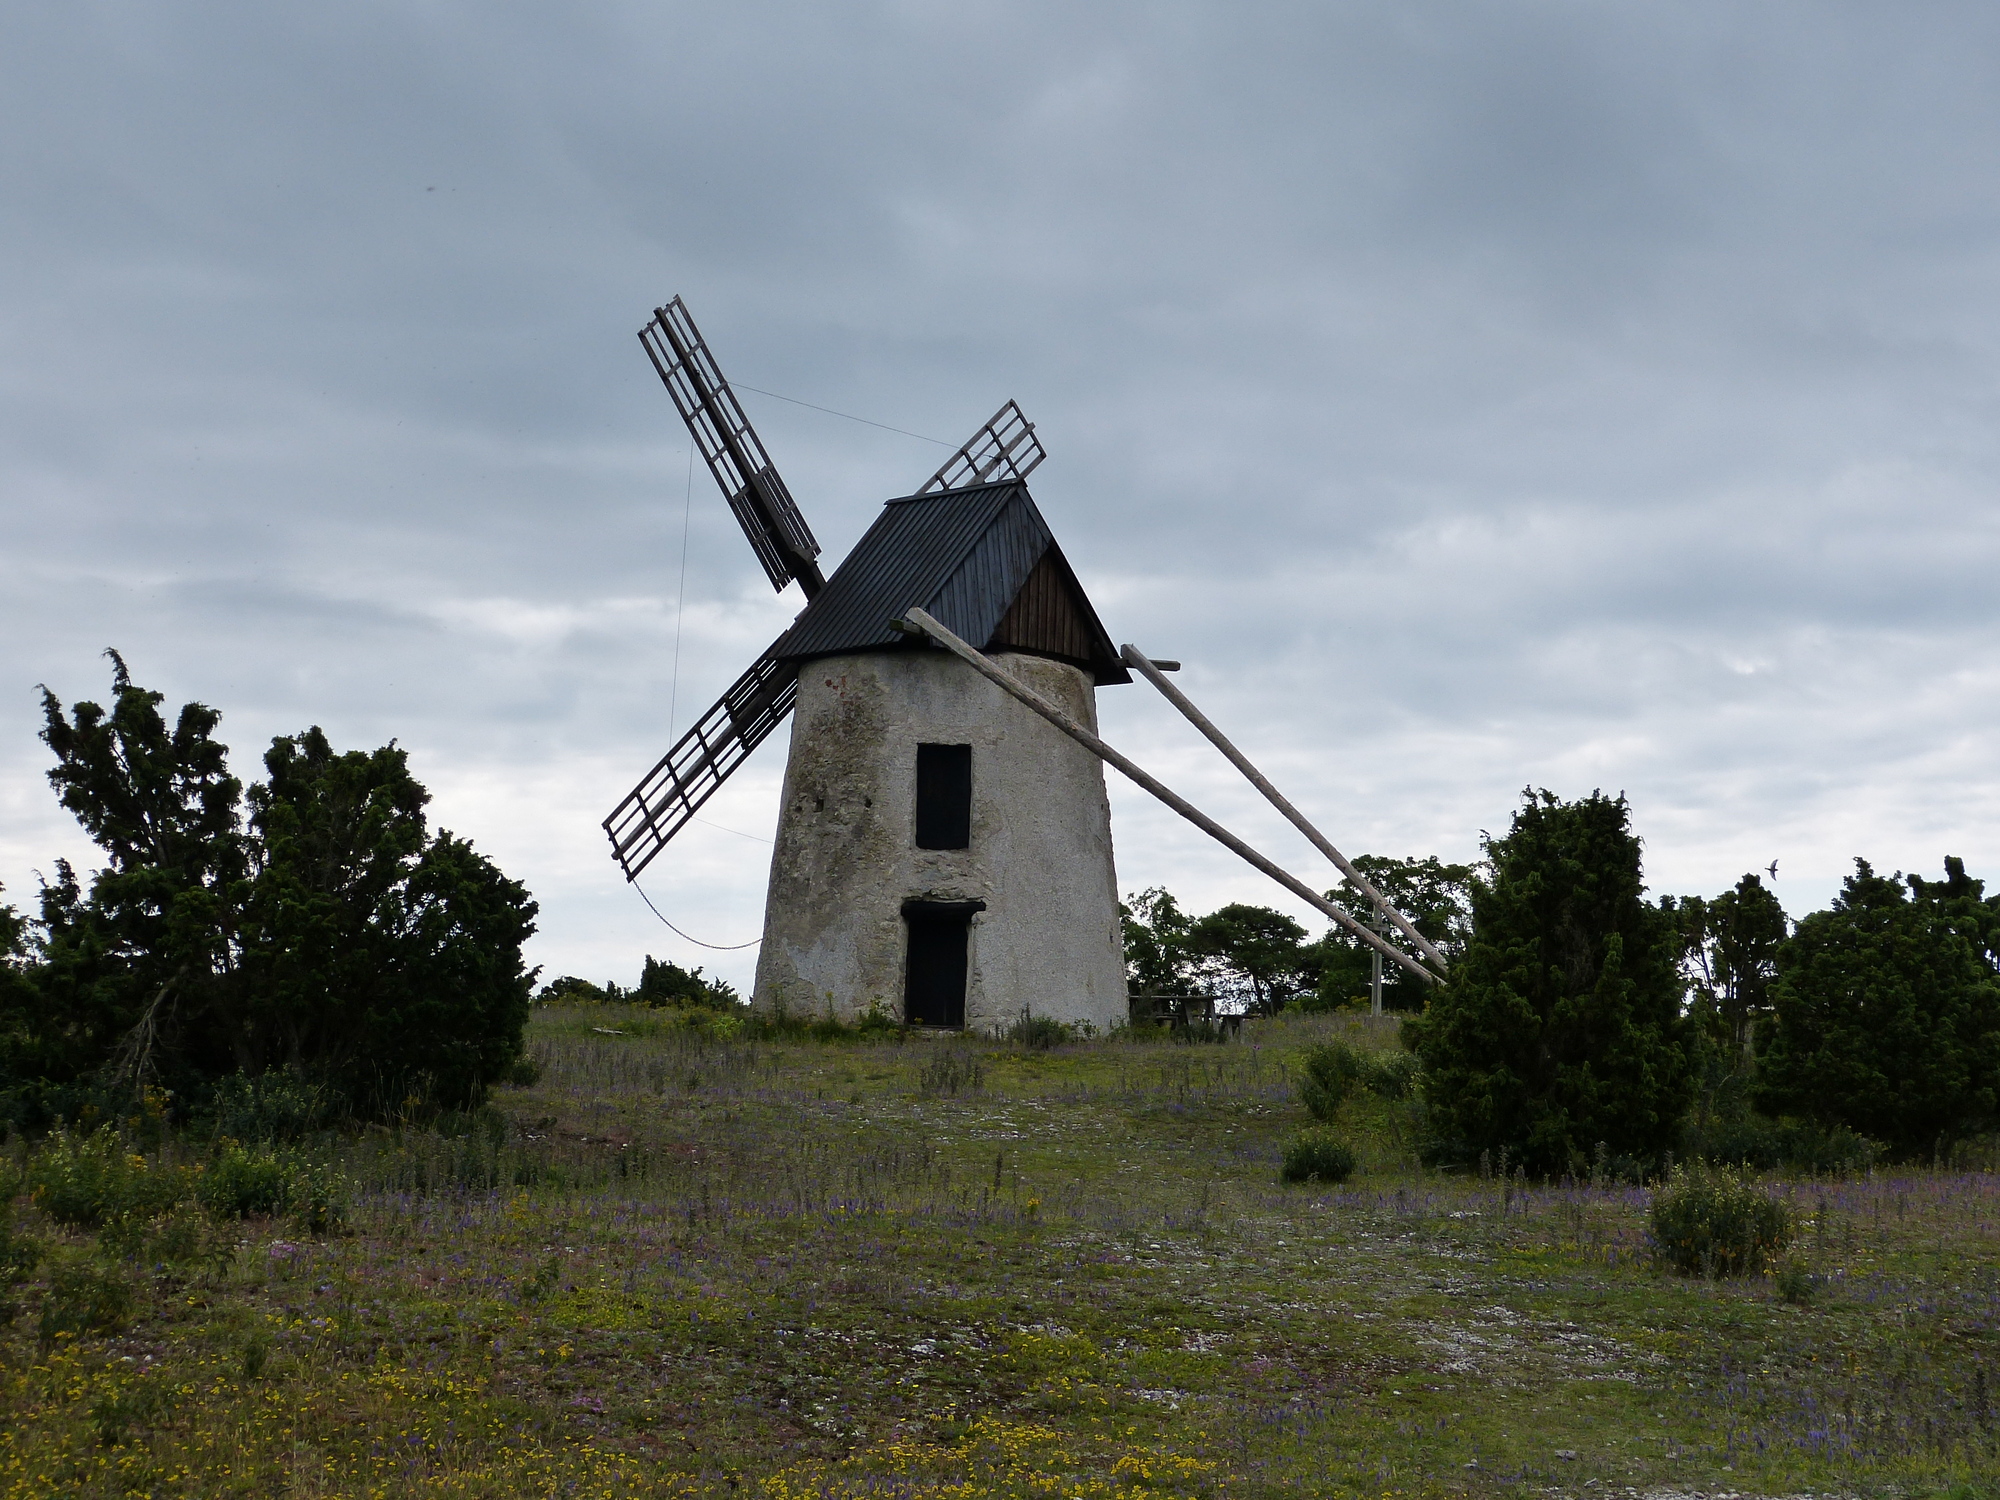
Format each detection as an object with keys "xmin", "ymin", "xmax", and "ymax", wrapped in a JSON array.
[
  {"xmin": 897, "ymin": 608, "xmax": 1437, "ymax": 986},
  {"xmin": 1119, "ymin": 645, "xmax": 1450, "ymax": 976}
]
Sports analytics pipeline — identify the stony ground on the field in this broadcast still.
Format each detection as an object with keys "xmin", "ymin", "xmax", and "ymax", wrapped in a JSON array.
[{"xmin": 1, "ymin": 1005, "xmax": 1996, "ymax": 1498}]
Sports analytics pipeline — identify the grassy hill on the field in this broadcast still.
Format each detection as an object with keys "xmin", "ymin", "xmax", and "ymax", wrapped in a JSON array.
[{"xmin": 1, "ymin": 1005, "xmax": 1996, "ymax": 1498}]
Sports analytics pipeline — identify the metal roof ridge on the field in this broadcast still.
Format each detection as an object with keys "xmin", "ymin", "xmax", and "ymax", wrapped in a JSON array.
[{"xmin": 882, "ymin": 477, "xmax": 1023, "ymax": 507}]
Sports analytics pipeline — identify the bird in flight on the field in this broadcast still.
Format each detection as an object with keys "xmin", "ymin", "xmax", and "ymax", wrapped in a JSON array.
[{"xmin": 1766, "ymin": 860, "xmax": 1779, "ymax": 880}]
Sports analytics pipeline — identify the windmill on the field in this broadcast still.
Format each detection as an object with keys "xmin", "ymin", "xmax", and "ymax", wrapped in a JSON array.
[
  {"xmin": 606, "ymin": 298, "xmax": 1443, "ymax": 1032},
  {"xmin": 604, "ymin": 298, "xmax": 1124, "ymax": 1030}
]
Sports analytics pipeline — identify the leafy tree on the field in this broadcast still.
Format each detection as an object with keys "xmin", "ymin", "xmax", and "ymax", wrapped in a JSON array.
[
  {"xmin": 20, "ymin": 655, "xmax": 538, "ymax": 1114},
  {"xmin": 0, "ymin": 887, "xmax": 41, "ymax": 1085},
  {"xmin": 1756, "ymin": 859, "xmax": 2000, "ymax": 1158},
  {"xmin": 233, "ymin": 727, "xmax": 537, "ymax": 1109},
  {"xmin": 1677, "ymin": 873, "xmax": 1788, "ymax": 1060},
  {"xmin": 32, "ymin": 652, "xmax": 245, "ymax": 1086},
  {"xmin": 1121, "ymin": 887, "xmax": 1200, "ymax": 1000},
  {"xmin": 1311, "ymin": 855, "xmax": 1476, "ymax": 1012},
  {"xmin": 537, "ymin": 976, "xmax": 609, "ymax": 1004},
  {"xmin": 1403, "ymin": 789, "xmax": 1693, "ymax": 1175},
  {"xmin": 1912, "ymin": 855, "xmax": 2000, "ymax": 971},
  {"xmin": 1184, "ymin": 904, "xmax": 1313, "ymax": 1016},
  {"xmin": 636, "ymin": 955, "xmax": 742, "ymax": 1010}
]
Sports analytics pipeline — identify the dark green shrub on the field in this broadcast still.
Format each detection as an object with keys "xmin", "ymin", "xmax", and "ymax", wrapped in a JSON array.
[
  {"xmin": 1684, "ymin": 1109, "xmax": 1880, "ymax": 1176},
  {"xmin": 1004, "ymin": 1012, "xmax": 1075, "ymax": 1051},
  {"xmin": 1280, "ymin": 1128, "xmax": 1357, "ymax": 1184},
  {"xmin": 1404, "ymin": 790, "xmax": 1693, "ymax": 1175},
  {"xmin": 278, "ymin": 1157, "xmax": 348, "ymax": 1234},
  {"xmin": 1649, "ymin": 1164, "xmax": 1792, "ymax": 1277},
  {"xmin": 194, "ymin": 1142, "xmax": 346, "ymax": 1231},
  {"xmin": 635, "ymin": 955, "xmax": 742, "ymax": 1011},
  {"xmin": 1774, "ymin": 1258, "xmax": 1819, "ymax": 1305},
  {"xmin": 0, "ymin": 1170, "xmax": 43, "ymax": 1314},
  {"xmin": 1299, "ymin": 1042, "xmax": 1367, "ymax": 1120},
  {"xmin": 200, "ymin": 1144, "xmax": 289, "ymax": 1217},
  {"xmin": 504, "ymin": 1056, "xmax": 543, "ymax": 1087},
  {"xmin": 27, "ymin": 1129, "xmax": 187, "ymax": 1228},
  {"xmin": 103, "ymin": 1202, "xmax": 231, "ymax": 1274},
  {"xmin": 1365, "ymin": 1051, "xmax": 1422, "ymax": 1101},
  {"xmin": 519, "ymin": 1254, "xmax": 562, "ymax": 1305},
  {"xmin": 536, "ymin": 975, "xmax": 607, "ymax": 1005},
  {"xmin": 238, "ymin": 1331, "xmax": 270, "ymax": 1380},
  {"xmin": 27, "ymin": 663, "xmax": 539, "ymax": 1117},
  {"xmin": 90, "ymin": 1373, "xmax": 170, "ymax": 1447},
  {"xmin": 1758, "ymin": 858, "xmax": 2000, "ymax": 1158},
  {"xmin": 854, "ymin": 1003, "xmax": 903, "ymax": 1039},
  {"xmin": 195, "ymin": 1072, "xmax": 331, "ymax": 1141},
  {"xmin": 38, "ymin": 1258, "xmax": 135, "ymax": 1346},
  {"xmin": 0, "ymin": 1214, "xmax": 41, "ymax": 1288}
]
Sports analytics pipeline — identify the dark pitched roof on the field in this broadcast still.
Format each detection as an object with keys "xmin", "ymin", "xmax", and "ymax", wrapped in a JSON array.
[{"xmin": 770, "ymin": 480, "xmax": 1129, "ymax": 684}]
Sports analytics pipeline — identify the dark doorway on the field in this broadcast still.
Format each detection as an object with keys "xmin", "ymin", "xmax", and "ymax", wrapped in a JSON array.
[
  {"xmin": 914, "ymin": 743, "xmax": 972, "ymax": 849},
  {"xmin": 902, "ymin": 899, "xmax": 984, "ymax": 1028}
]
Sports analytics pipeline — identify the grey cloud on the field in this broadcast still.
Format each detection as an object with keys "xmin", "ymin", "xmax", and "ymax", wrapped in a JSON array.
[{"xmin": 6, "ymin": 1, "xmax": 2000, "ymax": 991}]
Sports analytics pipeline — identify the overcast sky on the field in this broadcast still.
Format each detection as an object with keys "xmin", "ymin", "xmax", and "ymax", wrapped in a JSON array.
[{"xmin": 6, "ymin": 3, "xmax": 1999, "ymax": 993}]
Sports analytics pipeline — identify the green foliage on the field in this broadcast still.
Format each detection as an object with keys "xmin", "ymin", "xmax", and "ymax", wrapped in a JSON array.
[
  {"xmin": 851, "ymin": 1003, "xmax": 904, "ymax": 1039},
  {"xmin": 200, "ymin": 1142, "xmax": 290, "ymax": 1217},
  {"xmin": 27, "ymin": 1128, "xmax": 187, "ymax": 1228},
  {"xmin": 1121, "ymin": 887, "xmax": 1199, "ymax": 1002},
  {"xmin": 1681, "ymin": 1050, "xmax": 1880, "ymax": 1173},
  {"xmin": 1774, "ymin": 1257, "xmax": 1820, "ymax": 1306},
  {"xmin": 0, "ymin": 886, "xmax": 43, "ymax": 1090},
  {"xmin": 1280, "ymin": 1128, "xmax": 1357, "ymax": 1184},
  {"xmin": 1364, "ymin": 1050, "xmax": 1422, "ymax": 1101},
  {"xmin": 1310, "ymin": 855, "xmax": 1477, "ymax": 1013},
  {"xmin": 30, "ymin": 652, "xmax": 245, "ymax": 1088},
  {"xmin": 19, "ymin": 660, "xmax": 539, "ymax": 1116},
  {"xmin": 635, "ymin": 955, "xmax": 742, "ymax": 1011},
  {"xmin": 519, "ymin": 1253, "xmax": 563, "ymax": 1306},
  {"xmin": 1403, "ymin": 789, "xmax": 1693, "ymax": 1176},
  {"xmin": 1124, "ymin": 888, "xmax": 1318, "ymax": 1015},
  {"xmin": 193, "ymin": 1070, "xmax": 331, "ymax": 1141},
  {"xmin": 1184, "ymin": 904, "xmax": 1315, "ymax": 1016},
  {"xmin": 0, "ymin": 1167, "xmax": 44, "ymax": 1296},
  {"xmin": 1128, "ymin": 862, "xmax": 1472, "ymax": 1020},
  {"xmin": 917, "ymin": 1049, "xmax": 984, "ymax": 1096},
  {"xmin": 741, "ymin": 997, "xmax": 910, "ymax": 1043},
  {"xmin": 1758, "ymin": 858, "xmax": 2000, "ymax": 1158},
  {"xmin": 95, "ymin": 1199, "xmax": 236, "ymax": 1276},
  {"xmin": 37, "ymin": 1256, "xmax": 135, "ymax": 1346},
  {"xmin": 275, "ymin": 1155, "xmax": 348, "ymax": 1234},
  {"xmin": 1299, "ymin": 1042, "xmax": 1423, "ymax": 1119},
  {"xmin": 505, "ymin": 1055, "xmax": 543, "ymax": 1087},
  {"xmin": 193, "ymin": 1141, "xmax": 346, "ymax": 1230},
  {"xmin": 1003, "ymin": 1011, "xmax": 1077, "ymax": 1050},
  {"xmin": 90, "ymin": 1373, "xmax": 172, "ymax": 1447},
  {"xmin": 1649, "ymin": 1163, "xmax": 1792, "ymax": 1277},
  {"xmin": 237, "ymin": 726, "xmax": 539, "ymax": 1111},
  {"xmin": 1299, "ymin": 1041, "xmax": 1368, "ymax": 1120},
  {"xmin": 1676, "ymin": 873, "xmax": 1788, "ymax": 1059},
  {"xmin": 536, "ymin": 975, "xmax": 608, "ymax": 1005}
]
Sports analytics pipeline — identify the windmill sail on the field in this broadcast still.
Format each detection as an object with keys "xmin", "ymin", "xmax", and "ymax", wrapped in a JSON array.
[
  {"xmin": 605, "ymin": 355, "xmax": 1058, "ymax": 878},
  {"xmin": 918, "ymin": 400, "xmax": 1045, "ymax": 494},
  {"xmin": 640, "ymin": 299, "xmax": 825, "ymax": 596},
  {"xmin": 603, "ymin": 643, "xmax": 797, "ymax": 882}
]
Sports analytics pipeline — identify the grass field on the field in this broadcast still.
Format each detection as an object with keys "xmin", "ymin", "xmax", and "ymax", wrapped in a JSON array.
[{"xmin": 2, "ymin": 1004, "xmax": 1997, "ymax": 1499}]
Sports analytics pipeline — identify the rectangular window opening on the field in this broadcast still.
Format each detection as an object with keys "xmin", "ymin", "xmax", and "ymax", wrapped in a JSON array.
[{"xmin": 914, "ymin": 743, "xmax": 972, "ymax": 850}]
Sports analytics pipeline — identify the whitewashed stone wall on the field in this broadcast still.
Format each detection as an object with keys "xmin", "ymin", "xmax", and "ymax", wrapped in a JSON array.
[{"xmin": 752, "ymin": 649, "xmax": 1126, "ymax": 1032}]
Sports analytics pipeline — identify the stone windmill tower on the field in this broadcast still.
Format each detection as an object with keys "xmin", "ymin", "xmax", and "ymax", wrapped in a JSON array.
[{"xmin": 605, "ymin": 300, "xmax": 1130, "ymax": 1032}]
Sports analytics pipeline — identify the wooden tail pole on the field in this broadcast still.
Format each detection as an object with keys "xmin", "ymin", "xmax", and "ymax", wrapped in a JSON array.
[
  {"xmin": 1119, "ymin": 644, "xmax": 1450, "ymax": 977},
  {"xmin": 897, "ymin": 607, "xmax": 1437, "ymax": 986}
]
